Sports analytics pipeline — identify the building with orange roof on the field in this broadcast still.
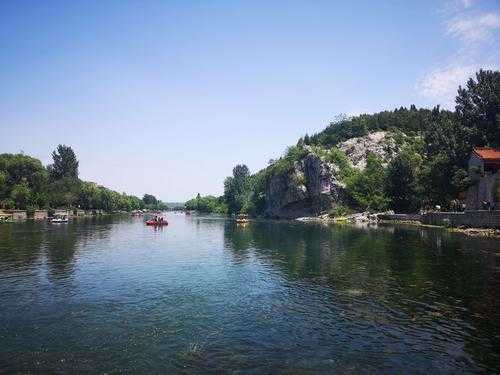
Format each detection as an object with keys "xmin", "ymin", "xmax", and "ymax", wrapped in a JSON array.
[{"xmin": 466, "ymin": 147, "xmax": 500, "ymax": 210}]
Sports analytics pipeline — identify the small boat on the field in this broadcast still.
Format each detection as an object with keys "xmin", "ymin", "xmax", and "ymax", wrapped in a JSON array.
[
  {"xmin": 145, "ymin": 219, "xmax": 168, "ymax": 226},
  {"xmin": 50, "ymin": 215, "xmax": 68, "ymax": 223},
  {"xmin": 235, "ymin": 214, "xmax": 250, "ymax": 224}
]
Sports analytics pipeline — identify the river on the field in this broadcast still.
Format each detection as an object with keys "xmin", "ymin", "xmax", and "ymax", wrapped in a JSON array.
[{"xmin": 0, "ymin": 213, "xmax": 499, "ymax": 373}]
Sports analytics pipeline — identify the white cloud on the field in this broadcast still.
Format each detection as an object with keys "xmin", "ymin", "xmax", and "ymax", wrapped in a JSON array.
[
  {"xmin": 417, "ymin": 65, "xmax": 476, "ymax": 108},
  {"xmin": 417, "ymin": 1, "xmax": 499, "ymax": 107},
  {"xmin": 446, "ymin": 12, "xmax": 500, "ymax": 44}
]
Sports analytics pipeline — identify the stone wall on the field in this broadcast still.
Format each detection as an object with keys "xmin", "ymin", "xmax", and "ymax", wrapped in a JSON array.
[
  {"xmin": 421, "ymin": 211, "xmax": 500, "ymax": 229},
  {"xmin": 466, "ymin": 171, "xmax": 500, "ymax": 210},
  {"xmin": 9, "ymin": 210, "xmax": 27, "ymax": 221},
  {"xmin": 73, "ymin": 209, "xmax": 86, "ymax": 217},
  {"xmin": 378, "ymin": 213, "xmax": 422, "ymax": 221},
  {"xmin": 33, "ymin": 210, "xmax": 48, "ymax": 220}
]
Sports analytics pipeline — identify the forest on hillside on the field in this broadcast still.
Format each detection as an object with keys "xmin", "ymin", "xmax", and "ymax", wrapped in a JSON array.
[
  {"xmin": 186, "ymin": 69, "xmax": 500, "ymax": 215},
  {"xmin": 0, "ymin": 145, "xmax": 167, "ymax": 212}
]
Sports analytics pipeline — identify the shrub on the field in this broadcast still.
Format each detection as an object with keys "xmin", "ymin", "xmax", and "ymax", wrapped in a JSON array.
[{"xmin": 328, "ymin": 205, "xmax": 350, "ymax": 218}]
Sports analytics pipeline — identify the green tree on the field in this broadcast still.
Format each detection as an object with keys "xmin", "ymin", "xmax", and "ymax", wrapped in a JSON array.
[
  {"xmin": 0, "ymin": 153, "xmax": 48, "ymax": 190},
  {"xmin": 224, "ymin": 164, "xmax": 250, "ymax": 214},
  {"xmin": 456, "ymin": 69, "xmax": 500, "ymax": 147},
  {"xmin": 185, "ymin": 194, "xmax": 227, "ymax": 214},
  {"xmin": 48, "ymin": 145, "xmax": 79, "ymax": 180},
  {"xmin": 142, "ymin": 194, "xmax": 158, "ymax": 206},
  {"xmin": 385, "ymin": 150, "xmax": 421, "ymax": 213},
  {"xmin": 0, "ymin": 171, "xmax": 6, "ymax": 196},
  {"xmin": 47, "ymin": 177, "xmax": 80, "ymax": 208},
  {"xmin": 346, "ymin": 154, "xmax": 390, "ymax": 211},
  {"xmin": 10, "ymin": 182, "xmax": 31, "ymax": 209},
  {"xmin": 420, "ymin": 107, "xmax": 471, "ymax": 205}
]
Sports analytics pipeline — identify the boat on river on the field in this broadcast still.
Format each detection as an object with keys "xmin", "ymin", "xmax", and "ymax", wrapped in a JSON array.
[
  {"xmin": 145, "ymin": 219, "xmax": 168, "ymax": 226},
  {"xmin": 50, "ymin": 215, "xmax": 68, "ymax": 223},
  {"xmin": 0, "ymin": 216, "xmax": 13, "ymax": 224},
  {"xmin": 235, "ymin": 214, "xmax": 249, "ymax": 224}
]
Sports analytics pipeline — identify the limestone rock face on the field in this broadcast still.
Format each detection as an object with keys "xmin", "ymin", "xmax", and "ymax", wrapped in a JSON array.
[
  {"xmin": 264, "ymin": 153, "xmax": 347, "ymax": 219},
  {"xmin": 338, "ymin": 131, "xmax": 397, "ymax": 170},
  {"xmin": 263, "ymin": 131, "xmax": 399, "ymax": 218}
]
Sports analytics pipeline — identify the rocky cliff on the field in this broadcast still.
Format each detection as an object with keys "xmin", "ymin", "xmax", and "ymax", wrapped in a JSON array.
[
  {"xmin": 338, "ymin": 131, "xmax": 397, "ymax": 170},
  {"xmin": 264, "ymin": 131, "xmax": 397, "ymax": 218},
  {"xmin": 264, "ymin": 153, "xmax": 347, "ymax": 218}
]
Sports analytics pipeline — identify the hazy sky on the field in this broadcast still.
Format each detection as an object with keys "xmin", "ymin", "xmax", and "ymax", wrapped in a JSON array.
[{"xmin": 1, "ymin": 0, "xmax": 499, "ymax": 201}]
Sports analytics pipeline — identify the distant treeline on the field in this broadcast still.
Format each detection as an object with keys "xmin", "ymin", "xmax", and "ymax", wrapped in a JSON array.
[
  {"xmin": 186, "ymin": 69, "xmax": 500, "ymax": 215},
  {"xmin": 0, "ymin": 145, "xmax": 167, "ymax": 212}
]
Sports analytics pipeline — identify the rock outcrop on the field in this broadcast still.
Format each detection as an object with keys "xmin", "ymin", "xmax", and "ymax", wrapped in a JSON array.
[
  {"xmin": 264, "ymin": 153, "xmax": 347, "ymax": 218},
  {"xmin": 338, "ymin": 131, "xmax": 397, "ymax": 170},
  {"xmin": 264, "ymin": 131, "xmax": 398, "ymax": 219}
]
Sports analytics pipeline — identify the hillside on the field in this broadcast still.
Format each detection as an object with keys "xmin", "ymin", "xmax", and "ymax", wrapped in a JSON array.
[{"xmin": 187, "ymin": 69, "xmax": 500, "ymax": 218}]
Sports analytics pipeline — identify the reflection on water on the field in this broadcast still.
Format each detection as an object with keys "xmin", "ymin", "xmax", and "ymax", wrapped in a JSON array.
[{"xmin": 0, "ymin": 214, "xmax": 499, "ymax": 373}]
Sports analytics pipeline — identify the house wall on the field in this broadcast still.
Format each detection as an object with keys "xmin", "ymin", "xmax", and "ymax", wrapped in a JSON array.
[
  {"xmin": 466, "ymin": 171, "xmax": 499, "ymax": 210},
  {"xmin": 469, "ymin": 154, "xmax": 484, "ymax": 172}
]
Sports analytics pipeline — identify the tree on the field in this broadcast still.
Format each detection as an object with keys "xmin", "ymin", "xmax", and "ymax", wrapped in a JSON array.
[
  {"xmin": 0, "ymin": 153, "xmax": 48, "ymax": 190},
  {"xmin": 0, "ymin": 153, "xmax": 48, "ymax": 208},
  {"xmin": 185, "ymin": 194, "xmax": 227, "ymax": 214},
  {"xmin": 48, "ymin": 145, "xmax": 79, "ymax": 180},
  {"xmin": 456, "ymin": 69, "xmax": 500, "ymax": 147},
  {"xmin": 386, "ymin": 151, "xmax": 421, "ymax": 213},
  {"xmin": 224, "ymin": 164, "xmax": 250, "ymax": 214},
  {"xmin": 0, "ymin": 171, "xmax": 6, "ymax": 197},
  {"xmin": 10, "ymin": 182, "xmax": 31, "ymax": 209},
  {"xmin": 420, "ymin": 107, "xmax": 471, "ymax": 205},
  {"xmin": 346, "ymin": 154, "xmax": 390, "ymax": 211},
  {"xmin": 47, "ymin": 177, "xmax": 80, "ymax": 208},
  {"xmin": 142, "ymin": 194, "xmax": 158, "ymax": 206}
]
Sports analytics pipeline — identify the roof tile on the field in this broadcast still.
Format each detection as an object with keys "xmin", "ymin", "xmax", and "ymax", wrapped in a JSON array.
[{"xmin": 473, "ymin": 147, "xmax": 500, "ymax": 161}]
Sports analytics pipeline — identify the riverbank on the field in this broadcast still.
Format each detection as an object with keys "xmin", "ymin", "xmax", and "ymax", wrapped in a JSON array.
[
  {"xmin": 0, "ymin": 209, "xmax": 132, "ymax": 222},
  {"xmin": 295, "ymin": 210, "xmax": 500, "ymax": 239}
]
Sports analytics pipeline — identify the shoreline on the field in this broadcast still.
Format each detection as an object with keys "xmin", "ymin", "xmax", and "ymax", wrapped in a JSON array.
[{"xmin": 295, "ymin": 215, "xmax": 500, "ymax": 239}]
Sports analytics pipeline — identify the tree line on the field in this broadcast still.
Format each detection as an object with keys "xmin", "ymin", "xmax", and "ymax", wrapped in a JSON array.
[
  {"xmin": 186, "ymin": 69, "xmax": 500, "ymax": 215},
  {"xmin": 0, "ymin": 145, "xmax": 167, "ymax": 212}
]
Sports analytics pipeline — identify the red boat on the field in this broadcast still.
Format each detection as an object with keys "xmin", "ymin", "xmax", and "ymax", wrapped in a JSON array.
[{"xmin": 145, "ymin": 220, "xmax": 168, "ymax": 226}]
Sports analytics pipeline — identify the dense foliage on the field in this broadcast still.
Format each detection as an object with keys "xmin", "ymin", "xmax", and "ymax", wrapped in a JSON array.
[
  {"xmin": 184, "ymin": 194, "xmax": 227, "ymax": 214},
  {"xmin": 307, "ymin": 107, "xmax": 447, "ymax": 147},
  {"xmin": 0, "ymin": 145, "xmax": 167, "ymax": 212},
  {"xmin": 187, "ymin": 69, "xmax": 499, "ymax": 215}
]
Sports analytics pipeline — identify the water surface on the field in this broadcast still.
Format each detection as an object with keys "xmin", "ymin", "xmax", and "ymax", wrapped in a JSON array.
[{"xmin": 1, "ymin": 214, "xmax": 499, "ymax": 373}]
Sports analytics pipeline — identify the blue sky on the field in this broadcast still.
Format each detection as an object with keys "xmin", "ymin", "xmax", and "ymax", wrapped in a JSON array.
[{"xmin": 1, "ymin": 0, "xmax": 499, "ymax": 201}]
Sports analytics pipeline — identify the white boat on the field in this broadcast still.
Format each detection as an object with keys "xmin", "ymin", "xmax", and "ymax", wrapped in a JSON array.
[{"xmin": 50, "ymin": 215, "xmax": 68, "ymax": 223}]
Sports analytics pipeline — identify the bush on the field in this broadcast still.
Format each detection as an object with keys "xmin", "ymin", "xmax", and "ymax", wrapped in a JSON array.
[{"xmin": 328, "ymin": 205, "xmax": 350, "ymax": 218}]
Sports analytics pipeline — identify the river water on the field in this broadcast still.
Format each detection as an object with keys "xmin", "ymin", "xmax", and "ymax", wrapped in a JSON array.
[{"xmin": 0, "ymin": 213, "xmax": 499, "ymax": 374}]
